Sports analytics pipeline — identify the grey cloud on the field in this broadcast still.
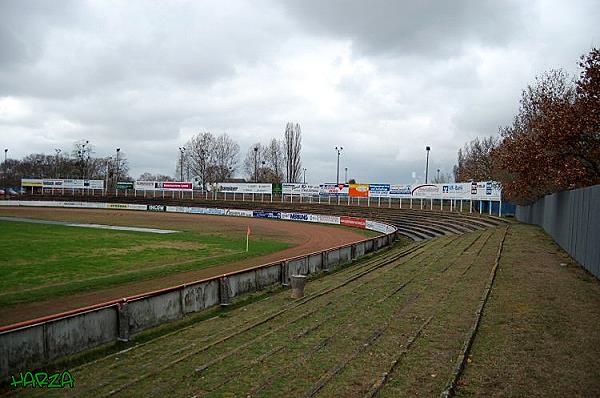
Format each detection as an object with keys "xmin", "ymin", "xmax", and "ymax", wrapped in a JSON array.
[{"xmin": 281, "ymin": 0, "xmax": 525, "ymax": 57}]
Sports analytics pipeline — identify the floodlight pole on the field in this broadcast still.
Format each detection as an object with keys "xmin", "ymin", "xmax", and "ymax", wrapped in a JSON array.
[
  {"xmin": 425, "ymin": 146, "xmax": 431, "ymax": 183},
  {"xmin": 178, "ymin": 147, "xmax": 184, "ymax": 181},
  {"xmin": 335, "ymin": 146, "xmax": 343, "ymax": 185},
  {"xmin": 116, "ymin": 148, "xmax": 121, "ymax": 185}
]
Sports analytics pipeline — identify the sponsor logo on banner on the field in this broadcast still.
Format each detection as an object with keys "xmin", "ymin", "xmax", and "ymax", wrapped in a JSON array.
[
  {"xmin": 134, "ymin": 181, "xmax": 157, "ymax": 190},
  {"xmin": 319, "ymin": 183, "xmax": 348, "ymax": 196},
  {"xmin": 63, "ymin": 201, "xmax": 84, "ymax": 207},
  {"xmin": 210, "ymin": 183, "xmax": 273, "ymax": 195},
  {"xmin": 253, "ymin": 211, "xmax": 281, "ymax": 219},
  {"xmin": 411, "ymin": 184, "xmax": 440, "ymax": 199},
  {"xmin": 289, "ymin": 213, "xmax": 309, "ymax": 221},
  {"xmin": 366, "ymin": 220, "xmax": 389, "ymax": 233},
  {"xmin": 161, "ymin": 182, "xmax": 192, "ymax": 190},
  {"xmin": 21, "ymin": 179, "xmax": 43, "ymax": 187},
  {"xmin": 308, "ymin": 214, "xmax": 340, "ymax": 224},
  {"xmin": 116, "ymin": 181, "xmax": 135, "ymax": 190},
  {"xmin": 205, "ymin": 208, "xmax": 225, "ymax": 215},
  {"xmin": 148, "ymin": 205, "xmax": 166, "ymax": 212},
  {"xmin": 390, "ymin": 184, "xmax": 412, "ymax": 198},
  {"xmin": 471, "ymin": 182, "xmax": 478, "ymax": 194},
  {"xmin": 368, "ymin": 184, "xmax": 390, "ymax": 197},
  {"xmin": 107, "ymin": 203, "xmax": 129, "ymax": 209},
  {"xmin": 225, "ymin": 209, "xmax": 253, "ymax": 217},
  {"xmin": 282, "ymin": 183, "xmax": 320, "ymax": 196},
  {"xmin": 349, "ymin": 184, "xmax": 369, "ymax": 198},
  {"xmin": 340, "ymin": 216, "xmax": 366, "ymax": 229}
]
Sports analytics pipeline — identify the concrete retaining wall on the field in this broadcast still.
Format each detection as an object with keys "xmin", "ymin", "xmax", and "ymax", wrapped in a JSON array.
[
  {"xmin": 516, "ymin": 184, "xmax": 600, "ymax": 279},
  {"xmin": 0, "ymin": 206, "xmax": 397, "ymax": 379}
]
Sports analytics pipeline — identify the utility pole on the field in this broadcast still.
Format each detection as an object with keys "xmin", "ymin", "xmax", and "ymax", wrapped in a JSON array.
[
  {"xmin": 335, "ymin": 146, "xmax": 343, "ymax": 185},
  {"xmin": 425, "ymin": 146, "xmax": 431, "ymax": 183}
]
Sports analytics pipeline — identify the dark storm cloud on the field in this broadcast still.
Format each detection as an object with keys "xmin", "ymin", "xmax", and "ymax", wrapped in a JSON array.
[{"xmin": 281, "ymin": 0, "xmax": 524, "ymax": 57}]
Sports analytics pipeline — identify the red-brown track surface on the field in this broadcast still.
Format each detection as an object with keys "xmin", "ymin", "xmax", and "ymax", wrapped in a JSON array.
[{"xmin": 0, "ymin": 207, "xmax": 371, "ymax": 326}]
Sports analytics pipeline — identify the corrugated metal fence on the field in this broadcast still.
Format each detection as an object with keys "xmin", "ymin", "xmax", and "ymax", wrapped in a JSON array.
[{"xmin": 516, "ymin": 184, "xmax": 600, "ymax": 278}]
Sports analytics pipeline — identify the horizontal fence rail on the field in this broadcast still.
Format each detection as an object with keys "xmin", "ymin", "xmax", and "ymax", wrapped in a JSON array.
[{"xmin": 0, "ymin": 200, "xmax": 397, "ymax": 378}]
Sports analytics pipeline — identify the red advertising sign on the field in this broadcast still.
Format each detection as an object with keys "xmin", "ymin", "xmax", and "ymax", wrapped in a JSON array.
[
  {"xmin": 340, "ymin": 216, "xmax": 366, "ymax": 229},
  {"xmin": 162, "ymin": 182, "xmax": 192, "ymax": 190}
]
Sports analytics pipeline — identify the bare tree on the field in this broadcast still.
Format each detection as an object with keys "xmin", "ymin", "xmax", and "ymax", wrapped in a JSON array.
[
  {"xmin": 243, "ymin": 143, "xmax": 263, "ymax": 182},
  {"xmin": 72, "ymin": 139, "xmax": 93, "ymax": 179},
  {"xmin": 185, "ymin": 132, "xmax": 215, "ymax": 189},
  {"xmin": 139, "ymin": 172, "xmax": 174, "ymax": 181},
  {"xmin": 284, "ymin": 122, "xmax": 302, "ymax": 182},
  {"xmin": 263, "ymin": 138, "xmax": 284, "ymax": 182},
  {"xmin": 212, "ymin": 133, "xmax": 240, "ymax": 182}
]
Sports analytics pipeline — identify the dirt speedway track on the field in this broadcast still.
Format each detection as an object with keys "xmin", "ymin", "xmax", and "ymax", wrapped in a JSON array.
[{"xmin": 0, "ymin": 206, "xmax": 369, "ymax": 326}]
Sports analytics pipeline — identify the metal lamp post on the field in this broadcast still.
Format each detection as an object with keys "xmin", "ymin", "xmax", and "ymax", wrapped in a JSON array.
[
  {"xmin": 3, "ymin": 149, "xmax": 7, "ymax": 189},
  {"xmin": 178, "ymin": 147, "xmax": 184, "ymax": 181},
  {"xmin": 253, "ymin": 146, "xmax": 258, "ymax": 182},
  {"xmin": 116, "ymin": 148, "xmax": 121, "ymax": 185},
  {"xmin": 303, "ymin": 168, "xmax": 307, "ymax": 184},
  {"xmin": 335, "ymin": 146, "xmax": 343, "ymax": 185},
  {"xmin": 425, "ymin": 146, "xmax": 431, "ymax": 183},
  {"xmin": 344, "ymin": 167, "xmax": 348, "ymax": 183}
]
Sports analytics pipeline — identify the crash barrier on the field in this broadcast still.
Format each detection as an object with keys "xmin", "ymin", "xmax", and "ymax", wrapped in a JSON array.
[
  {"xmin": 516, "ymin": 184, "xmax": 600, "ymax": 279},
  {"xmin": 0, "ymin": 200, "xmax": 397, "ymax": 378}
]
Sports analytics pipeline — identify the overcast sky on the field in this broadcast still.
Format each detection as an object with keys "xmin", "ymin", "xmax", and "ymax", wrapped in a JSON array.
[{"xmin": 1, "ymin": 0, "xmax": 598, "ymax": 183}]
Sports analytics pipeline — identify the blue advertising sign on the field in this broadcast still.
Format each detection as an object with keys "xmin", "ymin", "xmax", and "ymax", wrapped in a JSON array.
[
  {"xmin": 253, "ymin": 211, "xmax": 281, "ymax": 219},
  {"xmin": 368, "ymin": 184, "xmax": 390, "ymax": 198}
]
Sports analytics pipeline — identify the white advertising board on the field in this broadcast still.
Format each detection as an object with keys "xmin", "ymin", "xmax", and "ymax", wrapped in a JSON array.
[
  {"xmin": 225, "ymin": 209, "xmax": 253, "ymax": 217},
  {"xmin": 21, "ymin": 179, "xmax": 104, "ymax": 189},
  {"xmin": 308, "ymin": 214, "xmax": 340, "ymax": 225},
  {"xmin": 209, "ymin": 183, "xmax": 273, "ymax": 195},
  {"xmin": 134, "ymin": 181, "xmax": 192, "ymax": 191},
  {"xmin": 319, "ymin": 183, "xmax": 349, "ymax": 196},
  {"xmin": 282, "ymin": 183, "xmax": 320, "ymax": 196}
]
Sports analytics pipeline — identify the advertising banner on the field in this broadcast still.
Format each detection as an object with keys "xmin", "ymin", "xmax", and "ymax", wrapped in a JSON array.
[
  {"xmin": 469, "ymin": 181, "xmax": 502, "ymax": 200},
  {"xmin": 349, "ymin": 184, "xmax": 369, "ymax": 198},
  {"xmin": 253, "ymin": 210, "xmax": 281, "ymax": 219},
  {"xmin": 308, "ymin": 214, "xmax": 340, "ymax": 225},
  {"xmin": 340, "ymin": 216, "xmax": 367, "ymax": 229},
  {"xmin": 21, "ymin": 179, "xmax": 104, "ymax": 189},
  {"xmin": 272, "ymin": 183, "xmax": 282, "ymax": 195},
  {"xmin": 161, "ymin": 182, "xmax": 192, "ymax": 190},
  {"xmin": 319, "ymin": 183, "xmax": 349, "ymax": 196},
  {"xmin": 282, "ymin": 183, "xmax": 320, "ymax": 196},
  {"xmin": 281, "ymin": 212, "xmax": 310, "ymax": 221},
  {"xmin": 134, "ymin": 181, "xmax": 156, "ymax": 190},
  {"xmin": 410, "ymin": 184, "xmax": 441, "ymax": 199},
  {"xmin": 133, "ymin": 181, "xmax": 192, "ymax": 191},
  {"xmin": 368, "ymin": 184, "xmax": 390, "ymax": 198},
  {"xmin": 148, "ymin": 204, "xmax": 166, "ymax": 212},
  {"xmin": 21, "ymin": 179, "xmax": 43, "ymax": 187},
  {"xmin": 366, "ymin": 220, "xmax": 389, "ymax": 234},
  {"xmin": 225, "ymin": 209, "xmax": 253, "ymax": 217},
  {"xmin": 390, "ymin": 184, "xmax": 412, "ymax": 198},
  {"xmin": 116, "ymin": 181, "xmax": 134, "ymax": 190},
  {"xmin": 210, "ymin": 183, "xmax": 273, "ymax": 195}
]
